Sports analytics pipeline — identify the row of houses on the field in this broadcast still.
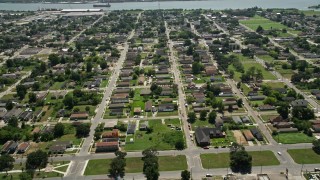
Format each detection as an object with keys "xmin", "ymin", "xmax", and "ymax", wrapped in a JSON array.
[{"xmin": 1, "ymin": 141, "xmax": 30, "ymax": 154}]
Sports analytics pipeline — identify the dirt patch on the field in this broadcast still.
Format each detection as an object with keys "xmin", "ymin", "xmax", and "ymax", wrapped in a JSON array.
[{"xmin": 232, "ymin": 130, "xmax": 248, "ymax": 146}]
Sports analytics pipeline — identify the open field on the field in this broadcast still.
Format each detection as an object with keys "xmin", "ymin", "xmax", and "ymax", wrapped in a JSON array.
[
  {"xmin": 84, "ymin": 155, "xmax": 187, "ymax": 175},
  {"xmin": 228, "ymin": 55, "xmax": 276, "ymax": 81},
  {"xmin": 240, "ymin": 15, "xmax": 288, "ymax": 30},
  {"xmin": 200, "ymin": 151, "xmax": 280, "ymax": 168},
  {"xmin": 288, "ymin": 149, "xmax": 320, "ymax": 164},
  {"xmin": 124, "ymin": 120, "xmax": 184, "ymax": 151},
  {"xmin": 273, "ymin": 132, "xmax": 315, "ymax": 144}
]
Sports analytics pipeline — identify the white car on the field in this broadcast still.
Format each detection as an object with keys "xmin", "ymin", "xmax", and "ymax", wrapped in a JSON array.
[{"xmin": 277, "ymin": 152, "xmax": 282, "ymax": 155}]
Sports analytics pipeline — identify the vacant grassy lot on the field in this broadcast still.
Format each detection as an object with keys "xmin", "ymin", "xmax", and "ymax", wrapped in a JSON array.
[
  {"xmin": 240, "ymin": 15, "xmax": 288, "ymax": 30},
  {"xmin": 125, "ymin": 120, "xmax": 184, "ymax": 151},
  {"xmin": 288, "ymin": 149, "xmax": 320, "ymax": 164},
  {"xmin": 273, "ymin": 132, "xmax": 315, "ymax": 144},
  {"xmin": 263, "ymin": 81, "xmax": 286, "ymax": 89},
  {"xmin": 84, "ymin": 155, "xmax": 187, "ymax": 175},
  {"xmin": 228, "ymin": 56, "xmax": 276, "ymax": 81},
  {"xmin": 200, "ymin": 151, "xmax": 279, "ymax": 168}
]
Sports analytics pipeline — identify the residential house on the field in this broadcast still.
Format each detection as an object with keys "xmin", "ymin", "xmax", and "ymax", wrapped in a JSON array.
[
  {"xmin": 139, "ymin": 121, "xmax": 149, "ymax": 131},
  {"xmin": 101, "ymin": 129, "xmax": 120, "ymax": 138},
  {"xmin": 258, "ymin": 104, "xmax": 276, "ymax": 111},
  {"xmin": 232, "ymin": 116, "xmax": 242, "ymax": 124},
  {"xmin": 248, "ymin": 95, "xmax": 266, "ymax": 101},
  {"xmin": 3, "ymin": 108, "xmax": 23, "ymax": 123},
  {"xmin": 109, "ymin": 103, "xmax": 126, "ymax": 109},
  {"xmin": 95, "ymin": 142, "xmax": 119, "ymax": 152},
  {"xmin": 17, "ymin": 142, "xmax": 30, "ymax": 154},
  {"xmin": 134, "ymin": 107, "xmax": 142, "ymax": 115},
  {"xmin": 70, "ymin": 112, "xmax": 89, "ymax": 120},
  {"xmin": 109, "ymin": 108, "xmax": 123, "ymax": 116},
  {"xmin": 49, "ymin": 141, "xmax": 73, "ymax": 154},
  {"xmin": 250, "ymin": 128, "xmax": 263, "ymax": 141},
  {"xmin": 1, "ymin": 141, "xmax": 18, "ymax": 154},
  {"xmin": 127, "ymin": 123, "xmax": 136, "ymax": 134},
  {"xmin": 290, "ymin": 99, "xmax": 308, "ymax": 108},
  {"xmin": 145, "ymin": 101, "xmax": 152, "ymax": 112},
  {"xmin": 158, "ymin": 104, "xmax": 175, "ymax": 112},
  {"xmin": 243, "ymin": 130, "xmax": 254, "ymax": 141},
  {"xmin": 195, "ymin": 127, "xmax": 225, "ymax": 146}
]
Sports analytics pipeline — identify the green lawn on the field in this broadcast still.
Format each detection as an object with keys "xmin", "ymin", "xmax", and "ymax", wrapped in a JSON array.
[
  {"xmin": 84, "ymin": 155, "xmax": 187, "ymax": 175},
  {"xmin": 125, "ymin": 120, "xmax": 184, "ymax": 151},
  {"xmin": 257, "ymin": 55, "xmax": 275, "ymax": 64},
  {"xmin": 211, "ymin": 131, "xmax": 235, "ymax": 147},
  {"xmin": 240, "ymin": 15, "xmax": 288, "ymax": 31},
  {"xmin": 164, "ymin": 118, "xmax": 181, "ymax": 127},
  {"xmin": 50, "ymin": 82, "xmax": 65, "ymax": 90},
  {"xmin": 263, "ymin": 81, "xmax": 286, "ymax": 89},
  {"xmin": 228, "ymin": 58, "xmax": 276, "ymax": 81},
  {"xmin": 200, "ymin": 151, "xmax": 279, "ymax": 168},
  {"xmin": 100, "ymin": 80, "xmax": 108, "ymax": 87},
  {"xmin": 288, "ymin": 149, "xmax": 320, "ymax": 164},
  {"xmin": 156, "ymin": 110, "xmax": 178, "ymax": 117},
  {"xmin": 191, "ymin": 119, "xmax": 214, "ymax": 130},
  {"xmin": 72, "ymin": 105, "xmax": 96, "ymax": 116},
  {"xmin": 55, "ymin": 164, "xmax": 69, "ymax": 172},
  {"xmin": 273, "ymin": 132, "xmax": 315, "ymax": 144}
]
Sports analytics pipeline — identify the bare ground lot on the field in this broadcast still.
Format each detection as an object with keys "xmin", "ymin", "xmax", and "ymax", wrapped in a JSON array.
[{"xmin": 232, "ymin": 130, "xmax": 248, "ymax": 145}]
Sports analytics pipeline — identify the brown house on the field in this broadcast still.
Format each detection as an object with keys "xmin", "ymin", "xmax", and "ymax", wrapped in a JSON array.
[
  {"xmin": 70, "ymin": 112, "xmax": 89, "ymax": 120},
  {"xmin": 95, "ymin": 142, "xmax": 119, "ymax": 152}
]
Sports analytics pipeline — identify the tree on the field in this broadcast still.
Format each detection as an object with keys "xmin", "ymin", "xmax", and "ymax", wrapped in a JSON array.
[
  {"xmin": 5, "ymin": 101, "xmax": 14, "ymax": 110},
  {"xmin": 142, "ymin": 148, "xmax": 159, "ymax": 180},
  {"xmin": 0, "ymin": 154, "xmax": 15, "ymax": 172},
  {"xmin": 100, "ymin": 61, "xmax": 108, "ymax": 69},
  {"xmin": 28, "ymin": 93, "xmax": 37, "ymax": 103},
  {"xmin": 313, "ymin": 139, "xmax": 320, "ymax": 154},
  {"xmin": 63, "ymin": 94, "xmax": 74, "ymax": 109},
  {"xmin": 76, "ymin": 123, "xmax": 90, "ymax": 137},
  {"xmin": 237, "ymin": 99, "xmax": 243, "ymax": 107},
  {"xmin": 187, "ymin": 112, "xmax": 196, "ymax": 123},
  {"xmin": 86, "ymin": 61, "xmax": 93, "ymax": 72},
  {"xmin": 109, "ymin": 151, "xmax": 127, "ymax": 179},
  {"xmin": 199, "ymin": 110, "xmax": 207, "ymax": 120},
  {"xmin": 48, "ymin": 54, "xmax": 60, "ymax": 66},
  {"xmin": 26, "ymin": 150, "xmax": 48, "ymax": 170},
  {"xmin": 277, "ymin": 104, "xmax": 289, "ymax": 119},
  {"xmin": 16, "ymin": 85, "xmax": 27, "ymax": 100},
  {"xmin": 256, "ymin": 25, "xmax": 264, "ymax": 33},
  {"xmin": 208, "ymin": 111, "xmax": 217, "ymax": 124},
  {"xmin": 229, "ymin": 143, "xmax": 252, "ymax": 174},
  {"xmin": 175, "ymin": 139, "xmax": 185, "ymax": 150},
  {"xmin": 8, "ymin": 116, "xmax": 18, "ymax": 127},
  {"xmin": 181, "ymin": 170, "xmax": 191, "ymax": 180},
  {"xmin": 53, "ymin": 123, "xmax": 64, "ymax": 138}
]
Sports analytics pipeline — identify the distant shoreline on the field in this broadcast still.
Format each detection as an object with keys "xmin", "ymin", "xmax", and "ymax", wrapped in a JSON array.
[{"xmin": 0, "ymin": 0, "xmax": 205, "ymax": 3}]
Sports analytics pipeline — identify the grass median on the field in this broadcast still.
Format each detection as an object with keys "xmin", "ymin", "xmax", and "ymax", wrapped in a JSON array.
[
  {"xmin": 200, "ymin": 151, "xmax": 280, "ymax": 169},
  {"xmin": 84, "ymin": 155, "xmax": 187, "ymax": 175}
]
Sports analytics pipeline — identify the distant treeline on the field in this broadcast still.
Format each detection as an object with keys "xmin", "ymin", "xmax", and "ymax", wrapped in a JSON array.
[{"xmin": 308, "ymin": 4, "xmax": 320, "ymax": 9}]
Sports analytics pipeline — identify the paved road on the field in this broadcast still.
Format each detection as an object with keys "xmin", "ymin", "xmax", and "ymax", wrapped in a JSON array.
[
  {"xmin": 65, "ymin": 12, "xmax": 141, "ymax": 178},
  {"xmin": 0, "ymin": 71, "xmax": 32, "ymax": 99}
]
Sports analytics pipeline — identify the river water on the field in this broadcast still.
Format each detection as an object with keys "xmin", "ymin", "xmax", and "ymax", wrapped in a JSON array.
[{"xmin": 0, "ymin": 0, "xmax": 318, "ymax": 11}]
